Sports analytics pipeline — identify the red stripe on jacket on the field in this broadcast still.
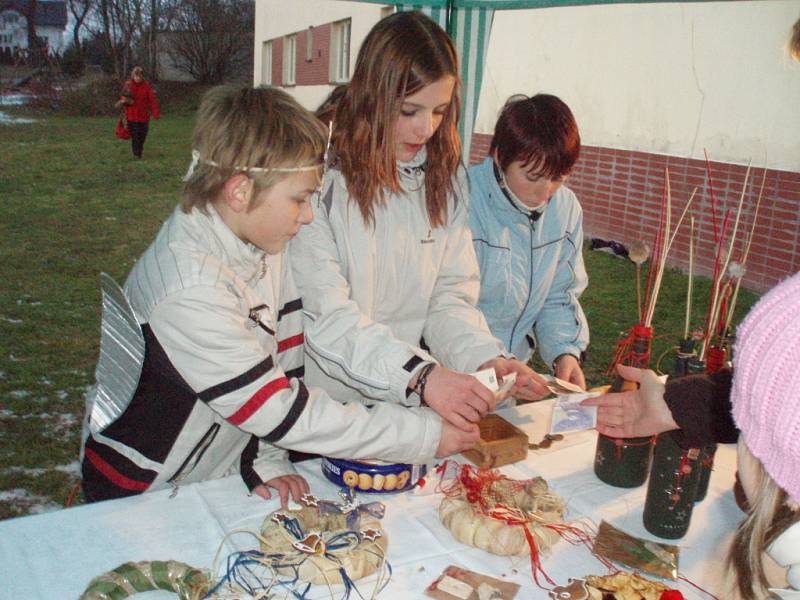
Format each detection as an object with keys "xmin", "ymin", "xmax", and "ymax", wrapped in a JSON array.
[
  {"xmin": 277, "ymin": 333, "xmax": 304, "ymax": 353},
  {"xmin": 85, "ymin": 447, "xmax": 152, "ymax": 492},
  {"xmin": 227, "ymin": 376, "xmax": 290, "ymax": 426}
]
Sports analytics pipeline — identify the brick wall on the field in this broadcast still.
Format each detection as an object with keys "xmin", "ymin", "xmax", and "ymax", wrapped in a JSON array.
[
  {"xmin": 271, "ymin": 37, "xmax": 283, "ymax": 86},
  {"xmin": 296, "ymin": 24, "xmax": 331, "ymax": 86},
  {"xmin": 470, "ymin": 133, "xmax": 799, "ymax": 293}
]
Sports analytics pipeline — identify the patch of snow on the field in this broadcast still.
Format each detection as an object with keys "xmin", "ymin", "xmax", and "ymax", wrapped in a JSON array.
[
  {"xmin": 17, "ymin": 299, "xmax": 42, "ymax": 306},
  {"xmin": 0, "ymin": 94, "xmax": 29, "ymax": 106},
  {"xmin": 0, "ymin": 111, "xmax": 36, "ymax": 125},
  {"xmin": 55, "ymin": 389, "xmax": 69, "ymax": 400},
  {"xmin": 0, "ymin": 409, "xmax": 14, "ymax": 418},
  {"xmin": 55, "ymin": 462, "xmax": 82, "ymax": 476},
  {"xmin": 0, "ymin": 488, "xmax": 62, "ymax": 515},
  {"xmin": 0, "ymin": 316, "xmax": 23, "ymax": 324},
  {"xmin": 10, "ymin": 390, "xmax": 31, "ymax": 399},
  {"xmin": 4, "ymin": 466, "xmax": 47, "ymax": 476}
]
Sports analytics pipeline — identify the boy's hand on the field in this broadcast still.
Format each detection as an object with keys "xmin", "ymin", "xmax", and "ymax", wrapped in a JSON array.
[
  {"xmin": 253, "ymin": 474, "xmax": 310, "ymax": 507},
  {"xmin": 580, "ymin": 364, "xmax": 676, "ymax": 437},
  {"xmin": 481, "ymin": 357, "xmax": 550, "ymax": 401},
  {"xmin": 435, "ymin": 421, "xmax": 480, "ymax": 457},
  {"xmin": 423, "ymin": 366, "xmax": 496, "ymax": 431},
  {"xmin": 554, "ymin": 354, "xmax": 586, "ymax": 390}
]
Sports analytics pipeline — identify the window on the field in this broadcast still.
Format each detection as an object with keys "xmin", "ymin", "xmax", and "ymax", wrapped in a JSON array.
[
  {"xmin": 283, "ymin": 34, "xmax": 296, "ymax": 85},
  {"xmin": 330, "ymin": 19, "xmax": 351, "ymax": 83},
  {"xmin": 261, "ymin": 41, "xmax": 272, "ymax": 85},
  {"xmin": 306, "ymin": 26, "xmax": 313, "ymax": 62}
]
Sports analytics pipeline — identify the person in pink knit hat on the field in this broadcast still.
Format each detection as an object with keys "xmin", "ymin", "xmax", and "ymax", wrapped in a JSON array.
[
  {"xmin": 728, "ymin": 271, "xmax": 800, "ymax": 600},
  {"xmin": 584, "ymin": 271, "xmax": 800, "ymax": 599}
]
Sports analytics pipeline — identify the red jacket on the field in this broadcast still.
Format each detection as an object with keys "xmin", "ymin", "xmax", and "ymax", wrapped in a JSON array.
[{"xmin": 121, "ymin": 79, "xmax": 160, "ymax": 123}]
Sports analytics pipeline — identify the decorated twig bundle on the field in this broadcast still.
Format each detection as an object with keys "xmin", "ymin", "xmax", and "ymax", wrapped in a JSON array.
[{"xmin": 595, "ymin": 169, "xmax": 696, "ymax": 489}]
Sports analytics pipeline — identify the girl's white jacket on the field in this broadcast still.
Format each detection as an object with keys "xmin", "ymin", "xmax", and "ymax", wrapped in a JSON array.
[{"xmin": 290, "ymin": 150, "xmax": 506, "ymax": 409}]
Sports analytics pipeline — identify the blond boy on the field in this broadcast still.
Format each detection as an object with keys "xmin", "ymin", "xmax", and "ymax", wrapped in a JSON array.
[{"xmin": 81, "ymin": 86, "xmax": 476, "ymax": 505}]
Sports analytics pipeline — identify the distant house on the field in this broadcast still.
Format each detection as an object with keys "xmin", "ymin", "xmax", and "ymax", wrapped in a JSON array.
[{"xmin": 0, "ymin": 0, "xmax": 67, "ymax": 55}]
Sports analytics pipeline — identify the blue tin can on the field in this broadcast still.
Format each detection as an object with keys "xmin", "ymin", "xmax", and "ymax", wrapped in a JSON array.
[{"xmin": 321, "ymin": 457, "xmax": 426, "ymax": 494}]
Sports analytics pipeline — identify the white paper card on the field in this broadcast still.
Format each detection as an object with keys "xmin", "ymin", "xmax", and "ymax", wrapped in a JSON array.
[{"xmin": 437, "ymin": 575, "xmax": 474, "ymax": 599}]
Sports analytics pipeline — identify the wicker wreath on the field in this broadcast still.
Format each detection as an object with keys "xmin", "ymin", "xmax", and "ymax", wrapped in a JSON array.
[
  {"xmin": 259, "ymin": 496, "xmax": 388, "ymax": 586},
  {"xmin": 79, "ymin": 560, "xmax": 211, "ymax": 600},
  {"xmin": 439, "ymin": 467, "xmax": 566, "ymax": 556}
]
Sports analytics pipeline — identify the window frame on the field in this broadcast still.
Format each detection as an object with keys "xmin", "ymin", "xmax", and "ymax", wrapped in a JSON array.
[
  {"xmin": 329, "ymin": 19, "xmax": 351, "ymax": 84},
  {"xmin": 283, "ymin": 33, "xmax": 297, "ymax": 86}
]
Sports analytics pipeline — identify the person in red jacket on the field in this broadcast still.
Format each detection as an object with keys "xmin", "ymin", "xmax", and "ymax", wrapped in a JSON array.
[{"xmin": 116, "ymin": 66, "xmax": 160, "ymax": 158}]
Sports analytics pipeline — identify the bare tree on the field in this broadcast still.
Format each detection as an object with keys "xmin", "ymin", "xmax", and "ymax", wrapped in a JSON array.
[
  {"xmin": 163, "ymin": 0, "xmax": 252, "ymax": 84},
  {"xmin": 24, "ymin": 0, "xmax": 40, "ymax": 50},
  {"xmin": 94, "ymin": 0, "xmax": 147, "ymax": 77},
  {"xmin": 67, "ymin": 0, "xmax": 93, "ymax": 51}
]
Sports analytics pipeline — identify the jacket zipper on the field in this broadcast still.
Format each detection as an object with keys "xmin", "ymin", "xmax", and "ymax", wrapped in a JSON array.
[
  {"xmin": 167, "ymin": 423, "xmax": 220, "ymax": 498},
  {"xmin": 508, "ymin": 213, "xmax": 538, "ymax": 352}
]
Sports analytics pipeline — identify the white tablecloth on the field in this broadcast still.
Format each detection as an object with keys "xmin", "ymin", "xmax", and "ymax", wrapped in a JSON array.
[{"xmin": 0, "ymin": 401, "xmax": 741, "ymax": 599}]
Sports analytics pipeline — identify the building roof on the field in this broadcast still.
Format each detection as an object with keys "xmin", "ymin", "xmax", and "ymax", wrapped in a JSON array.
[{"xmin": 0, "ymin": 0, "xmax": 67, "ymax": 29}]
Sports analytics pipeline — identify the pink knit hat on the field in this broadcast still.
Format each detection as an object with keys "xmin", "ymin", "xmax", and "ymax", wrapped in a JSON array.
[{"xmin": 731, "ymin": 271, "xmax": 800, "ymax": 504}]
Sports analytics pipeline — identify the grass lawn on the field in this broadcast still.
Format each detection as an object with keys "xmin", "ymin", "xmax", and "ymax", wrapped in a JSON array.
[{"xmin": 0, "ymin": 105, "xmax": 759, "ymax": 520}]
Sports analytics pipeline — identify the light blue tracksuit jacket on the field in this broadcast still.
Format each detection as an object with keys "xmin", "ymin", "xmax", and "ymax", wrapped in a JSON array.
[{"xmin": 468, "ymin": 157, "xmax": 589, "ymax": 368}]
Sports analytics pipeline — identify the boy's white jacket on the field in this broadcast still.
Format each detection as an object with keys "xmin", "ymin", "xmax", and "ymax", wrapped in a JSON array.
[
  {"xmin": 290, "ymin": 150, "xmax": 506, "ymax": 406},
  {"xmin": 81, "ymin": 205, "xmax": 441, "ymax": 499},
  {"xmin": 468, "ymin": 157, "xmax": 589, "ymax": 367}
]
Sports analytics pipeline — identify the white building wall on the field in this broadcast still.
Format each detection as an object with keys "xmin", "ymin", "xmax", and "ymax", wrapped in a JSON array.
[
  {"xmin": 254, "ymin": 0, "xmax": 387, "ymax": 110},
  {"xmin": 476, "ymin": 0, "xmax": 800, "ymax": 172}
]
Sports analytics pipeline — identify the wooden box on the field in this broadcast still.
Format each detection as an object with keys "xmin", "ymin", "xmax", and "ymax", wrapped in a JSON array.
[{"xmin": 461, "ymin": 414, "xmax": 528, "ymax": 468}]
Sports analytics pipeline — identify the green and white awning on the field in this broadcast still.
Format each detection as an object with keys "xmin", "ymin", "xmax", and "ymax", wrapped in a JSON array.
[{"xmin": 351, "ymin": 0, "xmax": 756, "ymax": 161}]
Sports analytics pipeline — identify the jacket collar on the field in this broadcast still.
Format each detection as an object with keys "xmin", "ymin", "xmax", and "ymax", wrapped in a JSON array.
[
  {"xmin": 397, "ymin": 147, "xmax": 427, "ymax": 182},
  {"xmin": 202, "ymin": 204, "xmax": 267, "ymax": 284},
  {"xmin": 768, "ymin": 520, "xmax": 800, "ymax": 597},
  {"xmin": 490, "ymin": 159, "xmax": 546, "ymax": 221}
]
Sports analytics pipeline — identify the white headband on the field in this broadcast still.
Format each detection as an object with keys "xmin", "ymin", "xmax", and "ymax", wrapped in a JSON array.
[{"xmin": 182, "ymin": 121, "xmax": 334, "ymax": 182}]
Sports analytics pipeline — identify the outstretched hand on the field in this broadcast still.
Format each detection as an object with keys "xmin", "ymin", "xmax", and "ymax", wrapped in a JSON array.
[
  {"xmin": 423, "ymin": 366, "xmax": 496, "ymax": 431},
  {"xmin": 580, "ymin": 364, "xmax": 677, "ymax": 438}
]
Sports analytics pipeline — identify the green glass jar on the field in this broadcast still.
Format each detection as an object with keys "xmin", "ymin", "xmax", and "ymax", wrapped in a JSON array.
[
  {"xmin": 643, "ymin": 432, "xmax": 701, "ymax": 539},
  {"xmin": 594, "ymin": 325, "xmax": 654, "ymax": 488}
]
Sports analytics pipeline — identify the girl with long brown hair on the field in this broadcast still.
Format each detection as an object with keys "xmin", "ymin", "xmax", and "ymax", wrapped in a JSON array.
[{"xmin": 291, "ymin": 11, "xmax": 548, "ymax": 436}]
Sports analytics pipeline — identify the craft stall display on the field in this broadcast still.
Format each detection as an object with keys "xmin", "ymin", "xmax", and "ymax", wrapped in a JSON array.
[{"xmin": 77, "ymin": 489, "xmax": 391, "ymax": 600}]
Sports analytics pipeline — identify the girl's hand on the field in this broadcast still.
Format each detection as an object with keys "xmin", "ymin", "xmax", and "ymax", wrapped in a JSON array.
[
  {"xmin": 423, "ymin": 366, "xmax": 496, "ymax": 431},
  {"xmin": 554, "ymin": 354, "xmax": 586, "ymax": 390},
  {"xmin": 253, "ymin": 474, "xmax": 310, "ymax": 507},
  {"xmin": 482, "ymin": 357, "xmax": 550, "ymax": 401}
]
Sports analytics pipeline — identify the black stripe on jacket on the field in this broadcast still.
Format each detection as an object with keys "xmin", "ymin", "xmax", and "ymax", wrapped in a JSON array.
[
  {"xmin": 263, "ymin": 381, "xmax": 309, "ymax": 443},
  {"xmin": 197, "ymin": 356, "xmax": 274, "ymax": 404}
]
